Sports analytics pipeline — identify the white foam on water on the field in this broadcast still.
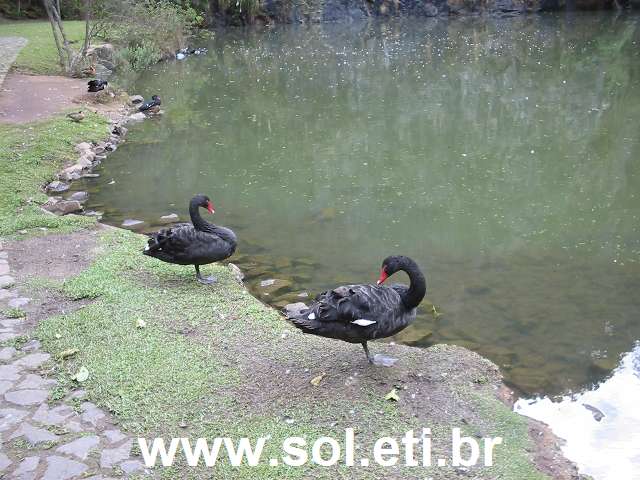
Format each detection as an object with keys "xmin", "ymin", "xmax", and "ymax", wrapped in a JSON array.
[{"xmin": 515, "ymin": 344, "xmax": 640, "ymax": 480}]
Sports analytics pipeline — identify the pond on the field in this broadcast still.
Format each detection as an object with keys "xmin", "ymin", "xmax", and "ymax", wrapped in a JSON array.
[{"xmin": 74, "ymin": 13, "xmax": 640, "ymax": 398}]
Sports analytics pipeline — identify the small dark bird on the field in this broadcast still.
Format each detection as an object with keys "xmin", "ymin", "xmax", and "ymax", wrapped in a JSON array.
[
  {"xmin": 88, "ymin": 79, "xmax": 107, "ymax": 92},
  {"xmin": 139, "ymin": 95, "xmax": 161, "ymax": 113},
  {"xmin": 143, "ymin": 194, "xmax": 237, "ymax": 284},
  {"xmin": 287, "ymin": 256, "xmax": 426, "ymax": 364},
  {"xmin": 67, "ymin": 111, "xmax": 85, "ymax": 122}
]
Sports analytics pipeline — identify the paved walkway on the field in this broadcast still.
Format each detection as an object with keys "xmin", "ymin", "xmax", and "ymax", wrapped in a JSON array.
[
  {"xmin": 0, "ymin": 37, "xmax": 27, "ymax": 88},
  {"xmin": 0, "ymin": 241, "xmax": 149, "ymax": 479}
]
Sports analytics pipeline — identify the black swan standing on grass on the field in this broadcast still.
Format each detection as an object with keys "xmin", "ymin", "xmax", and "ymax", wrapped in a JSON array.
[
  {"xmin": 288, "ymin": 255, "xmax": 426, "ymax": 365},
  {"xmin": 143, "ymin": 194, "xmax": 237, "ymax": 284},
  {"xmin": 87, "ymin": 79, "xmax": 107, "ymax": 92}
]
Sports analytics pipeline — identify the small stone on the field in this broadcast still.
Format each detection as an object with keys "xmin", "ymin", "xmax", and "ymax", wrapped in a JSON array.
[
  {"xmin": 120, "ymin": 459, "xmax": 144, "ymax": 474},
  {"xmin": 43, "ymin": 200, "xmax": 83, "ymax": 216},
  {"xmin": 0, "ymin": 275, "xmax": 15, "ymax": 288},
  {"xmin": 159, "ymin": 213, "xmax": 179, "ymax": 224},
  {"xmin": 5, "ymin": 389, "xmax": 49, "ymax": 406},
  {"xmin": 0, "ymin": 381, "xmax": 13, "ymax": 395},
  {"xmin": 8, "ymin": 297, "xmax": 30, "ymax": 308},
  {"xmin": 64, "ymin": 420, "xmax": 83, "ymax": 432},
  {"xmin": 0, "ymin": 289, "xmax": 17, "ymax": 300},
  {"xmin": 0, "ymin": 332, "xmax": 18, "ymax": 342},
  {"xmin": 15, "ymin": 352, "xmax": 50, "ymax": 369},
  {"xmin": 0, "ymin": 408, "xmax": 29, "ymax": 431},
  {"xmin": 43, "ymin": 455, "xmax": 87, "ymax": 480},
  {"xmin": 75, "ymin": 142, "xmax": 92, "ymax": 153},
  {"xmin": 121, "ymin": 219, "xmax": 145, "ymax": 229},
  {"xmin": 0, "ymin": 347, "xmax": 17, "ymax": 361},
  {"xmin": 59, "ymin": 165, "xmax": 83, "ymax": 181},
  {"xmin": 104, "ymin": 429, "xmax": 126, "ymax": 444},
  {"xmin": 228, "ymin": 263, "xmax": 244, "ymax": 283},
  {"xmin": 93, "ymin": 146, "xmax": 105, "ymax": 154},
  {"xmin": 18, "ymin": 374, "xmax": 56, "ymax": 389},
  {"xmin": 0, "ymin": 365, "xmax": 21, "ymax": 381},
  {"xmin": 77, "ymin": 155, "xmax": 93, "ymax": 168},
  {"xmin": 9, "ymin": 422, "xmax": 58, "ymax": 444},
  {"xmin": 68, "ymin": 191, "xmax": 89, "ymax": 202},
  {"xmin": 129, "ymin": 95, "xmax": 144, "ymax": 104},
  {"xmin": 100, "ymin": 439, "xmax": 132, "ymax": 468},
  {"xmin": 0, "ymin": 263, "xmax": 8, "ymax": 275},
  {"xmin": 56, "ymin": 435, "xmax": 99, "ymax": 460},
  {"xmin": 13, "ymin": 456, "xmax": 39, "ymax": 479},
  {"xmin": 32, "ymin": 403, "xmax": 73, "ymax": 425},
  {"xmin": 21, "ymin": 339, "xmax": 41, "ymax": 352},
  {"xmin": 46, "ymin": 181, "xmax": 70, "ymax": 193},
  {"xmin": 0, "ymin": 452, "xmax": 12, "ymax": 471},
  {"xmin": 81, "ymin": 405, "xmax": 106, "ymax": 427},
  {"xmin": 282, "ymin": 302, "xmax": 308, "ymax": 319}
]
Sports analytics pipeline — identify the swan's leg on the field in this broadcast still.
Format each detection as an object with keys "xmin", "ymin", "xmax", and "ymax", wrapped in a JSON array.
[
  {"xmin": 361, "ymin": 342, "xmax": 374, "ymax": 363},
  {"xmin": 195, "ymin": 265, "xmax": 217, "ymax": 285}
]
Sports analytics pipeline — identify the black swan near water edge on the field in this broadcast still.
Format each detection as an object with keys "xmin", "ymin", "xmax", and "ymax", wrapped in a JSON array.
[
  {"xmin": 143, "ymin": 194, "xmax": 237, "ymax": 284},
  {"xmin": 288, "ymin": 255, "xmax": 426, "ymax": 365}
]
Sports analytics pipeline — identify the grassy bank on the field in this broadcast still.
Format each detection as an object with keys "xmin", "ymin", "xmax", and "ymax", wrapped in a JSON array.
[
  {"xmin": 0, "ymin": 20, "xmax": 87, "ymax": 75},
  {"xmin": 0, "ymin": 114, "xmax": 551, "ymax": 479}
]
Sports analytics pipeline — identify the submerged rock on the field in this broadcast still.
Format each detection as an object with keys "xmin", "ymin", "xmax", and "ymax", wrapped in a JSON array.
[
  {"xmin": 121, "ymin": 219, "xmax": 145, "ymax": 229},
  {"xmin": 159, "ymin": 213, "xmax": 180, "ymax": 224},
  {"xmin": 258, "ymin": 278, "xmax": 292, "ymax": 295},
  {"xmin": 68, "ymin": 191, "xmax": 89, "ymax": 203}
]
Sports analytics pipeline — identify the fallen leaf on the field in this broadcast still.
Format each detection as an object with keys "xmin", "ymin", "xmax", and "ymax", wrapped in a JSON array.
[
  {"xmin": 136, "ymin": 318, "xmax": 146, "ymax": 329},
  {"xmin": 385, "ymin": 388, "xmax": 400, "ymax": 402},
  {"xmin": 59, "ymin": 348, "xmax": 78, "ymax": 359},
  {"xmin": 72, "ymin": 366, "xmax": 89, "ymax": 383},
  {"xmin": 310, "ymin": 372, "xmax": 327, "ymax": 386}
]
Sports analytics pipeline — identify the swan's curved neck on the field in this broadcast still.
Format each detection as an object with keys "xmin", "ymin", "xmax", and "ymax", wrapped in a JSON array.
[
  {"xmin": 189, "ymin": 200, "xmax": 210, "ymax": 231},
  {"xmin": 399, "ymin": 260, "xmax": 426, "ymax": 310}
]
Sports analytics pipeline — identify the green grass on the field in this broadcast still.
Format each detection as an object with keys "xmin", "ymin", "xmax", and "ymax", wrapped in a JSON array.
[
  {"xmin": 0, "ymin": 20, "xmax": 87, "ymax": 75},
  {"xmin": 0, "ymin": 112, "xmax": 109, "ymax": 236}
]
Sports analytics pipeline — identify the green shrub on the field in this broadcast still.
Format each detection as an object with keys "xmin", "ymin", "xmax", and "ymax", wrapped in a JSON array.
[{"xmin": 103, "ymin": 0, "xmax": 203, "ymax": 71}]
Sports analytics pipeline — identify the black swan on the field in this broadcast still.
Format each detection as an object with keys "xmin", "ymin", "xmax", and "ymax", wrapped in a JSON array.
[
  {"xmin": 87, "ymin": 79, "xmax": 107, "ymax": 92},
  {"xmin": 143, "ymin": 194, "xmax": 237, "ymax": 284},
  {"xmin": 139, "ymin": 95, "xmax": 161, "ymax": 113},
  {"xmin": 288, "ymin": 255, "xmax": 426, "ymax": 365}
]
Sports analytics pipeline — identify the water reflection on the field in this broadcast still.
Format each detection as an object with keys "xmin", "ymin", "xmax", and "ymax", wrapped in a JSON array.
[
  {"xmin": 515, "ymin": 344, "xmax": 640, "ymax": 480},
  {"xmin": 75, "ymin": 13, "xmax": 640, "ymax": 395}
]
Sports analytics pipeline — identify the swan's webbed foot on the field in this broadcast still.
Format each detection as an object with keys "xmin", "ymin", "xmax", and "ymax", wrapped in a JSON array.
[
  {"xmin": 195, "ymin": 265, "xmax": 217, "ymax": 285},
  {"xmin": 371, "ymin": 354, "xmax": 398, "ymax": 367},
  {"xmin": 197, "ymin": 275, "xmax": 218, "ymax": 285}
]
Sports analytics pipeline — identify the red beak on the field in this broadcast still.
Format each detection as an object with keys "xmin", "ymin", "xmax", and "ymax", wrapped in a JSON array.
[
  {"xmin": 207, "ymin": 201, "xmax": 215, "ymax": 214},
  {"xmin": 376, "ymin": 268, "xmax": 388, "ymax": 285}
]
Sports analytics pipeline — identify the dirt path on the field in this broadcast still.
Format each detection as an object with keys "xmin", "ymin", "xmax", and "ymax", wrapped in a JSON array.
[
  {"xmin": 0, "ymin": 74, "xmax": 90, "ymax": 124},
  {"xmin": 0, "ymin": 230, "xmax": 151, "ymax": 479},
  {"xmin": 0, "ymin": 36, "xmax": 27, "ymax": 89}
]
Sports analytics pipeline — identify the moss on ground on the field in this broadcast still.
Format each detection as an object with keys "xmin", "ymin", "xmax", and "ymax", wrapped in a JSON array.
[
  {"xmin": 0, "ymin": 20, "xmax": 87, "ymax": 75},
  {"xmin": 1, "ymin": 112, "xmax": 551, "ymax": 479}
]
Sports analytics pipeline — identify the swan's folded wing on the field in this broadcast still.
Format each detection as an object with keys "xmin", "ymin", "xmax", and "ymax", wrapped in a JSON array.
[{"xmin": 315, "ymin": 284, "xmax": 400, "ymax": 324}]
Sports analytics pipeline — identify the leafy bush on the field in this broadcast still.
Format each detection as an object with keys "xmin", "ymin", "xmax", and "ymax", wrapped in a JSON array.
[{"xmin": 103, "ymin": 0, "xmax": 203, "ymax": 71}]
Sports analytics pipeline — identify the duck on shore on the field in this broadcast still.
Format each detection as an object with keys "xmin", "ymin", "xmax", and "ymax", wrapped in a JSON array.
[
  {"xmin": 287, "ymin": 255, "xmax": 426, "ymax": 365},
  {"xmin": 143, "ymin": 194, "xmax": 237, "ymax": 284},
  {"xmin": 87, "ymin": 79, "xmax": 107, "ymax": 92},
  {"xmin": 139, "ymin": 95, "xmax": 161, "ymax": 114}
]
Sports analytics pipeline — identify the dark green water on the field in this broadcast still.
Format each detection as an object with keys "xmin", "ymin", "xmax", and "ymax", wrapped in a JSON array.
[{"xmin": 75, "ymin": 13, "xmax": 640, "ymax": 396}]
